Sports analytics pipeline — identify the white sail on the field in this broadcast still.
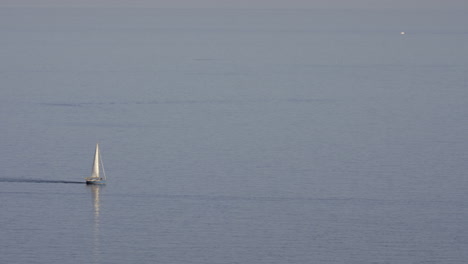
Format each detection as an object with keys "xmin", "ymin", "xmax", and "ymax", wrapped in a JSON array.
[{"xmin": 90, "ymin": 144, "xmax": 100, "ymax": 179}]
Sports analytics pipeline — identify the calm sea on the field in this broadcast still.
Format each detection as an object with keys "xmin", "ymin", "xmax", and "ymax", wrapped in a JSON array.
[{"xmin": 1, "ymin": 7, "xmax": 467, "ymax": 264}]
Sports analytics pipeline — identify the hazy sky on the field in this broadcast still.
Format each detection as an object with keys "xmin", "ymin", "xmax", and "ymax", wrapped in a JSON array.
[{"xmin": 2, "ymin": 0, "xmax": 468, "ymax": 9}]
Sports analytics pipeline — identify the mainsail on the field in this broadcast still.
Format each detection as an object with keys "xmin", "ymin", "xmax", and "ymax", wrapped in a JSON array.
[{"xmin": 90, "ymin": 144, "xmax": 100, "ymax": 179}]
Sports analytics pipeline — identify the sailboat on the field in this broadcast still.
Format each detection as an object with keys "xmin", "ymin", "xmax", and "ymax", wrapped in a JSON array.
[{"xmin": 85, "ymin": 144, "xmax": 106, "ymax": 185}]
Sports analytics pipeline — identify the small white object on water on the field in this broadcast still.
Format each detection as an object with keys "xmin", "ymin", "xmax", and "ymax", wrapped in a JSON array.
[{"xmin": 400, "ymin": 31, "xmax": 406, "ymax": 35}]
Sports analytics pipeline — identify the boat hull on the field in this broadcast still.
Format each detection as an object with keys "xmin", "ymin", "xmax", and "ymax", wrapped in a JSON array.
[{"xmin": 85, "ymin": 178, "xmax": 106, "ymax": 185}]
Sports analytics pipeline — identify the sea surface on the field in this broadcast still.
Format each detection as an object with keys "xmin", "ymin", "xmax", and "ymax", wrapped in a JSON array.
[{"xmin": 1, "ymin": 7, "xmax": 468, "ymax": 264}]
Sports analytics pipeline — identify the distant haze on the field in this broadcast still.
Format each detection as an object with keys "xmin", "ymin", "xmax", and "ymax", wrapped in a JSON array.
[{"xmin": 2, "ymin": 0, "xmax": 468, "ymax": 9}]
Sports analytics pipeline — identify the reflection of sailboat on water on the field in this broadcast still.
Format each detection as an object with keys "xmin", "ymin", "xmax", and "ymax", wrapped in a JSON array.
[
  {"xmin": 85, "ymin": 144, "xmax": 106, "ymax": 185},
  {"xmin": 88, "ymin": 184, "xmax": 103, "ymax": 264},
  {"xmin": 89, "ymin": 184, "xmax": 103, "ymax": 217}
]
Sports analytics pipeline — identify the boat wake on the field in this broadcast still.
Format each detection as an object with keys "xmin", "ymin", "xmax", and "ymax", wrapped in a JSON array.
[{"xmin": 0, "ymin": 178, "xmax": 84, "ymax": 184}]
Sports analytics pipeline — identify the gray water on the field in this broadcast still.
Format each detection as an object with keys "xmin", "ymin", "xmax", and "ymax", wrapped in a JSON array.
[{"xmin": 1, "ymin": 7, "xmax": 468, "ymax": 264}]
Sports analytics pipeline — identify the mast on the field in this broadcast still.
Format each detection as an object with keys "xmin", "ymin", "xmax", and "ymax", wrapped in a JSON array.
[{"xmin": 91, "ymin": 144, "xmax": 100, "ymax": 179}]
